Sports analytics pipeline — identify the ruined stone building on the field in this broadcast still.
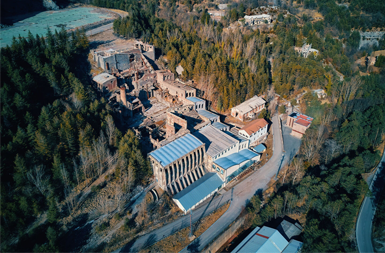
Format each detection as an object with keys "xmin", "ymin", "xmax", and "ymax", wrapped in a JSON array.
[
  {"xmin": 244, "ymin": 14, "xmax": 272, "ymax": 25},
  {"xmin": 286, "ymin": 112, "xmax": 313, "ymax": 138},
  {"xmin": 231, "ymin": 95, "xmax": 266, "ymax": 121},
  {"xmin": 93, "ymin": 73, "xmax": 117, "ymax": 94},
  {"xmin": 131, "ymin": 72, "xmax": 157, "ymax": 99},
  {"xmin": 294, "ymin": 43, "xmax": 319, "ymax": 58},
  {"xmin": 359, "ymin": 31, "xmax": 385, "ymax": 49},
  {"xmin": 148, "ymin": 133, "xmax": 207, "ymax": 195},
  {"xmin": 92, "ymin": 43, "xmax": 154, "ymax": 75},
  {"xmin": 134, "ymin": 41, "xmax": 155, "ymax": 61},
  {"xmin": 156, "ymin": 70, "xmax": 196, "ymax": 100}
]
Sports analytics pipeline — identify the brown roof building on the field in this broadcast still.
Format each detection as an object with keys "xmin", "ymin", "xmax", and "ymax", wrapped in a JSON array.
[{"xmin": 239, "ymin": 118, "xmax": 269, "ymax": 144}]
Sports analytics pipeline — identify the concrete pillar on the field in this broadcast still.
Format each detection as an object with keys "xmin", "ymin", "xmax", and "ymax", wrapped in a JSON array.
[
  {"xmin": 188, "ymin": 173, "xmax": 195, "ymax": 184},
  {"xmin": 197, "ymin": 149, "xmax": 201, "ymax": 165},
  {"xmin": 192, "ymin": 170, "xmax": 199, "ymax": 180},
  {"xmin": 168, "ymin": 167, "xmax": 171, "ymax": 186},
  {"xmin": 168, "ymin": 185, "xmax": 174, "ymax": 195}
]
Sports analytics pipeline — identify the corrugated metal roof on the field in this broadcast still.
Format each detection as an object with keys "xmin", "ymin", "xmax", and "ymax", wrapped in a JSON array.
[
  {"xmin": 212, "ymin": 121, "xmax": 229, "ymax": 130},
  {"xmin": 93, "ymin": 73, "xmax": 116, "ymax": 83},
  {"xmin": 193, "ymin": 125, "xmax": 238, "ymax": 157},
  {"xmin": 226, "ymin": 129, "xmax": 249, "ymax": 143},
  {"xmin": 149, "ymin": 134, "xmax": 203, "ymax": 167},
  {"xmin": 173, "ymin": 173, "xmax": 223, "ymax": 212},
  {"xmin": 197, "ymin": 109, "xmax": 219, "ymax": 120},
  {"xmin": 214, "ymin": 149, "xmax": 259, "ymax": 170},
  {"xmin": 281, "ymin": 240, "xmax": 303, "ymax": 253},
  {"xmin": 232, "ymin": 226, "xmax": 288, "ymax": 253},
  {"xmin": 231, "ymin": 96, "xmax": 266, "ymax": 114},
  {"xmin": 253, "ymin": 144, "xmax": 266, "ymax": 153},
  {"xmin": 186, "ymin": 97, "xmax": 204, "ymax": 103}
]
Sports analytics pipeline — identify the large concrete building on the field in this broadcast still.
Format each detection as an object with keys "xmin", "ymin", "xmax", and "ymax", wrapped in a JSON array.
[
  {"xmin": 239, "ymin": 118, "xmax": 269, "ymax": 144},
  {"xmin": 286, "ymin": 112, "xmax": 313, "ymax": 138},
  {"xmin": 149, "ymin": 134, "xmax": 206, "ymax": 195},
  {"xmin": 231, "ymin": 96, "xmax": 266, "ymax": 121}
]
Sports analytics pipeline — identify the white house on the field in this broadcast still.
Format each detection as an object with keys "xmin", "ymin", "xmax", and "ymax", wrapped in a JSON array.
[{"xmin": 239, "ymin": 118, "xmax": 269, "ymax": 144}]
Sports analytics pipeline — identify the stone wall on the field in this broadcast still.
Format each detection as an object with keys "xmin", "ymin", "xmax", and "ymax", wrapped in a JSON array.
[{"xmin": 166, "ymin": 112, "xmax": 188, "ymax": 138}]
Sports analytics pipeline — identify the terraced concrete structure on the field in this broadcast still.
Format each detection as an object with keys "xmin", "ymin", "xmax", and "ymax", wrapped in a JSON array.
[{"xmin": 149, "ymin": 134, "xmax": 207, "ymax": 194}]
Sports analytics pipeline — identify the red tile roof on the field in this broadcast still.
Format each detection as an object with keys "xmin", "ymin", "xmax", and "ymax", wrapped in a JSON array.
[
  {"xmin": 295, "ymin": 118, "xmax": 311, "ymax": 127},
  {"xmin": 240, "ymin": 118, "xmax": 269, "ymax": 135}
]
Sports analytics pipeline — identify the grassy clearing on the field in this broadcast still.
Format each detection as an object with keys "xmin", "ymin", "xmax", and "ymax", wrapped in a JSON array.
[{"xmin": 141, "ymin": 202, "xmax": 230, "ymax": 253}]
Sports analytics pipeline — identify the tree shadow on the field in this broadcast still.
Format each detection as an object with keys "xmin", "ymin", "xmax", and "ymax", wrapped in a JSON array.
[
  {"xmin": 120, "ymin": 237, "xmax": 137, "ymax": 253},
  {"xmin": 187, "ymin": 238, "xmax": 201, "ymax": 253},
  {"xmin": 58, "ymin": 213, "xmax": 92, "ymax": 252},
  {"xmin": 142, "ymin": 233, "xmax": 157, "ymax": 249}
]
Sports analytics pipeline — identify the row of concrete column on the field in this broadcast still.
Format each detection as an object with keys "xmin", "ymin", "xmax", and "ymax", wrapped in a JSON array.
[
  {"xmin": 164, "ymin": 147, "xmax": 204, "ymax": 186},
  {"xmin": 167, "ymin": 166, "xmax": 205, "ymax": 195}
]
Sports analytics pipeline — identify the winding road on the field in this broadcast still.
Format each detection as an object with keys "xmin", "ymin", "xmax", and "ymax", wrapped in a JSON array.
[
  {"xmin": 356, "ymin": 148, "xmax": 385, "ymax": 253},
  {"xmin": 118, "ymin": 113, "xmax": 286, "ymax": 252}
]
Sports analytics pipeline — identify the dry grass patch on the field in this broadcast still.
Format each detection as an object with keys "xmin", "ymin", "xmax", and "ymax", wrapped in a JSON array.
[{"xmin": 141, "ymin": 202, "xmax": 230, "ymax": 253}]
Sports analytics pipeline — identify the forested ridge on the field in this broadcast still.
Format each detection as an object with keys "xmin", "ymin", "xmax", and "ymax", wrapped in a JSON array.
[{"xmin": 0, "ymin": 29, "xmax": 150, "ymax": 252}]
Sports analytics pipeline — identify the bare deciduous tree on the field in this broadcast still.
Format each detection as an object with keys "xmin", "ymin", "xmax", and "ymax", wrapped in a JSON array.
[
  {"xmin": 291, "ymin": 158, "xmax": 305, "ymax": 185},
  {"xmin": 27, "ymin": 165, "xmax": 49, "ymax": 196}
]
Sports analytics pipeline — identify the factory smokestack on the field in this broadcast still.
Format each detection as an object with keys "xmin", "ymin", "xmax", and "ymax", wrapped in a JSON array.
[{"xmin": 120, "ymin": 86, "xmax": 127, "ymax": 107}]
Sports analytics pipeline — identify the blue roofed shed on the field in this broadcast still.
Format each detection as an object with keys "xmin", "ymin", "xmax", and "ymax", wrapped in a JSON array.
[
  {"xmin": 173, "ymin": 173, "xmax": 224, "ymax": 213},
  {"xmin": 149, "ymin": 134, "xmax": 204, "ymax": 167},
  {"xmin": 253, "ymin": 144, "xmax": 266, "ymax": 153}
]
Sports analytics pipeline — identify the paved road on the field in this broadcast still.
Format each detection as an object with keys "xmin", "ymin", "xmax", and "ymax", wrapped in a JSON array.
[
  {"xmin": 356, "ymin": 149, "xmax": 385, "ymax": 253},
  {"xmin": 86, "ymin": 9, "xmax": 127, "ymax": 37},
  {"xmin": 118, "ymin": 113, "xmax": 285, "ymax": 252}
]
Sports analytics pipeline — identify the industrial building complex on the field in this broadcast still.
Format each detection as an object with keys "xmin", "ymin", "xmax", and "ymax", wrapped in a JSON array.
[{"xmin": 91, "ymin": 40, "xmax": 272, "ymax": 214}]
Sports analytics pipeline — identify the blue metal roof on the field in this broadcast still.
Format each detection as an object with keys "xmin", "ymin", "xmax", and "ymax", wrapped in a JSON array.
[
  {"xmin": 173, "ymin": 173, "xmax": 223, "ymax": 212},
  {"xmin": 186, "ymin": 97, "xmax": 204, "ymax": 103},
  {"xmin": 214, "ymin": 149, "xmax": 259, "ymax": 170},
  {"xmin": 212, "ymin": 121, "xmax": 229, "ymax": 130},
  {"xmin": 197, "ymin": 109, "xmax": 219, "ymax": 120},
  {"xmin": 253, "ymin": 144, "xmax": 266, "ymax": 153},
  {"xmin": 149, "ymin": 134, "xmax": 203, "ymax": 167},
  {"xmin": 232, "ymin": 226, "xmax": 288, "ymax": 253}
]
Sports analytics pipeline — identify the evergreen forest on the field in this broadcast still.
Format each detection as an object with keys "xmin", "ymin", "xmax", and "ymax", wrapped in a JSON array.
[{"xmin": 0, "ymin": 29, "xmax": 151, "ymax": 252}]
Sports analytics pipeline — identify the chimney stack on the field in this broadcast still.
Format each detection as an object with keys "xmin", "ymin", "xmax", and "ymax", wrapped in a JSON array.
[{"xmin": 120, "ymin": 87, "xmax": 127, "ymax": 107}]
